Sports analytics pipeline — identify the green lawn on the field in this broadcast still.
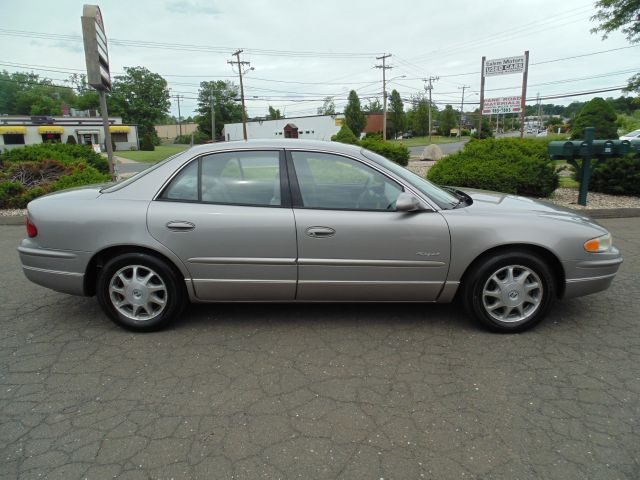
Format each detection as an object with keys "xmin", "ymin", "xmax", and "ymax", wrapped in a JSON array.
[
  {"xmin": 116, "ymin": 145, "xmax": 190, "ymax": 163},
  {"xmin": 389, "ymin": 136, "xmax": 470, "ymax": 147}
]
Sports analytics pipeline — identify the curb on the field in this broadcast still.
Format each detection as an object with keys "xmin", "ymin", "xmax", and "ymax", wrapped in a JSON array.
[{"xmin": 2, "ymin": 208, "xmax": 640, "ymax": 226}]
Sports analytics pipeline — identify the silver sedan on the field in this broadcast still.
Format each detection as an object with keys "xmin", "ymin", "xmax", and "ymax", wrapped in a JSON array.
[{"xmin": 18, "ymin": 139, "xmax": 622, "ymax": 332}]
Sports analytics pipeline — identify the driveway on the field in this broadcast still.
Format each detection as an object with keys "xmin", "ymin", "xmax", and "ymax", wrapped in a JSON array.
[{"xmin": 1, "ymin": 219, "xmax": 639, "ymax": 479}]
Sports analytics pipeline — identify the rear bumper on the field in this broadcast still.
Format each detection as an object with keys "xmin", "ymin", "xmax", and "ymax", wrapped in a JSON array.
[
  {"xmin": 18, "ymin": 242, "xmax": 91, "ymax": 296},
  {"xmin": 562, "ymin": 251, "xmax": 623, "ymax": 299}
]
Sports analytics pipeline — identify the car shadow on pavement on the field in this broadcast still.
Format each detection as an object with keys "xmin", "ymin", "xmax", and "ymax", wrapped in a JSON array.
[{"xmin": 172, "ymin": 301, "xmax": 479, "ymax": 333}]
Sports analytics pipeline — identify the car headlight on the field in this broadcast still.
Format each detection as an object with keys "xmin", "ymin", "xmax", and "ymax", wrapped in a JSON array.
[{"xmin": 584, "ymin": 233, "xmax": 612, "ymax": 253}]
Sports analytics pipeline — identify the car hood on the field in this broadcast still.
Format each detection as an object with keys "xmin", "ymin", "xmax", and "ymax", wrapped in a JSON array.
[{"xmin": 457, "ymin": 187, "xmax": 605, "ymax": 228}]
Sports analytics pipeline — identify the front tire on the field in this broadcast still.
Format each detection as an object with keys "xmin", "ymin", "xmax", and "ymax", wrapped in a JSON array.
[
  {"xmin": 461, "ymin": 251, "xmax": 556, "ymax": 333},
  {"xmin": 96, "ymin": 253, "xmax": 185, "ymax": 331}
]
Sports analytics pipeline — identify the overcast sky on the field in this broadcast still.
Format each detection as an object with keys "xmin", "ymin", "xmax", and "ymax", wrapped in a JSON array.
[{"xmin": 2, "ymin": 0, "xmax": 637, "ymax": 119}]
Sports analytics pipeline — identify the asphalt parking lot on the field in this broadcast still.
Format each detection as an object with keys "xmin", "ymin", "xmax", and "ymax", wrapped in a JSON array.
[{"xmin": 1, "ymin": 218, "xmax": 639, "ymax": 480}]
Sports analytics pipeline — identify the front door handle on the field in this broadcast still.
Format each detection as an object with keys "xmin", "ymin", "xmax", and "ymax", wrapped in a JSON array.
[
  {"xmin": 166, "ymin": 221, "xmax": 196, "ymax": 232},
  {"xmin": 305, "ymin": 226, "xmax": 335, "ymax": 238}
]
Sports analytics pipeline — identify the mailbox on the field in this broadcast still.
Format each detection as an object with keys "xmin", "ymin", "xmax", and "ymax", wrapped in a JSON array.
[{"xmin": 548, "ymin": 141, "xmax": 575, "ymax": 158}]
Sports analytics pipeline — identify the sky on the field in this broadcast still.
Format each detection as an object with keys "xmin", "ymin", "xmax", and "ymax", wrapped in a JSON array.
[{"xmin": 1, "ymin": 0, "xmax": 637, "ymax": 119}]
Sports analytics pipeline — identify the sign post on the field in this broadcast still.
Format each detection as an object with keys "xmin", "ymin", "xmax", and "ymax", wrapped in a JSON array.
[
  {"xmin": 480, "ymin": 52, "xmax": 528, "ymax": 138},
  {"xmin": 81, "ymin": 4, "xmax": 115, "ymax": 178}
]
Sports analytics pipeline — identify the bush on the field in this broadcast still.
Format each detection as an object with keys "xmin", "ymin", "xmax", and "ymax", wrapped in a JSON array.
[
  {"xmin": 331, "ymin": 125, "xmax": 359, "ymax": 144},
  {"xmin": 0, "ymin": 143, "xmax": 108, "ymax": 173},
  {"xmin": 589, "ymin": 154, "xmax": 640, "ymax": 196},
  {"xmin": 360, "ymin": 139, "xmax": 410, "ymax": 167},
  {"xmin": 0, "ymin": 181, "xmax": 24, "ymax": 208},
  {"xmin": 174, "ymin": 131, "xmax": 211, "ymax": 144},
  {"xmin": 0, "ymin": 145, "xmax": 112, "ymax": 208},
  {"xmin": 363, "ymin": 132, "xmax": 383, "ymax": 140},
  {"xmin": 50, "ymin": 165, "xmax": 110, "ymax": 192},
  {"xmin": 140, "ymin": 133, "xmax": 155, "ymax": 151},
  {"xmin": 427, "ymin": 138, "xmax": 559, "ymax": 197}
]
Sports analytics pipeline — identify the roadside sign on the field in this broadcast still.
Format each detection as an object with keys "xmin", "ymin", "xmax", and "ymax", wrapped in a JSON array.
[
  {"xmin": 81, "ymin": 4, "xmax": 111, "ymax": 91},
  {"xmin": 482, "ymin": 96, "xmax": 522, "ymax": 115},
  {"xmin": 484, "ymin": 55, "xmax": 525, "ymax": 77}
]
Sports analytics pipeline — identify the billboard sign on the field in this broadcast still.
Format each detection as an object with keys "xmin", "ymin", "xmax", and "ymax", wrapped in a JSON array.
[
  {"xmin": 484, "ymin": 55, "xmax": 525, "ymax": 77},
  {"xmin": 81, "ymin": 4, "xmax": 111, "ymax": 91},
  {"xmin": 482, "ymin": 96, "xmax": 522, "ymax": 115}
]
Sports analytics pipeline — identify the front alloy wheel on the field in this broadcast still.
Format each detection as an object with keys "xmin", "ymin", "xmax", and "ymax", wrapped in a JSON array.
[{"xmin": 481, "ymin": 265, "xmax": 543, "ymax": 324}]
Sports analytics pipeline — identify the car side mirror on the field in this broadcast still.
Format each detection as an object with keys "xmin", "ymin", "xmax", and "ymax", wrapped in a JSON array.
[{"xmin": 395, "ymin": 192, "xmax": 422, "ymax": 212}]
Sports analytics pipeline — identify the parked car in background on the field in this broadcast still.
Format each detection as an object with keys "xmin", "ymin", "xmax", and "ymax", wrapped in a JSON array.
[
  {"xmin": 619, "ymin": 129, "xmax": 640, "ymax": 141},
  {"xmin": 18, "ymin": 139, "xmax": 622, "ymax": 333}
]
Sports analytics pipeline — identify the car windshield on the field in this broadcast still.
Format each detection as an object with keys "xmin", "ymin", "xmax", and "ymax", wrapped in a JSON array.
[
  {"xmin": 360, "ymin": 148, "xmax": 459, "ymax": 208},
  {"xmin": 100, "ymin": 152, "xmax": 184, "ymax": 193}
]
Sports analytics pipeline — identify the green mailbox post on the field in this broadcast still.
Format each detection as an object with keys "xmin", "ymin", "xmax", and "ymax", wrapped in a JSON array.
[{"xmin": 548, "ymin": 127, "xmax": 631, "ymax": 206}]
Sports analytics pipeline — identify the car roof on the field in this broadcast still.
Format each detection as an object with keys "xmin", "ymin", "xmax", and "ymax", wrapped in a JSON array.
[{"xmin": 183, "ymin": 139, "xmax": 364, "ymax": 157}]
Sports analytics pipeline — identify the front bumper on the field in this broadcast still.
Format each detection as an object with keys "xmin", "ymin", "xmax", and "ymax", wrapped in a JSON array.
[
  {"xmin": 562, "ymin": 249, "xmax": 623, "ymax": 299},
  {"xmin": 18, "ymin": 241, "xmax": 91, "ymax": 296}
]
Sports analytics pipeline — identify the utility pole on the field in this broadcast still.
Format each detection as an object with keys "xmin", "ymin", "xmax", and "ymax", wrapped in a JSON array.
[
  {"xmin": 458, "ymin": 85, "xmax": 470, "ymax": 137},
  {"xmin": 375, "ymin": 53, "xmax": 392, "ymax": 141},
  {"xmin": 228, "ymin": 49, "xmax": 251, "ymax": 140},
  {"xmin": 479, "ymin": 56, "xmax": 486, "ymax": 137},
  {"xmin": 175, "ymin": 94, "xmax": 183, "ymax": 137},
  {"xmin": 423, "ymin": 76, "xmax": 438, "ymax": 143},
  {"xmin": 537, "ymin": 92, "xmax": 542, "ymax": 131},
  {"xmin": 519, "ymin": 50, "xmax": 530, "ymax": 138},
  {"xmin": 210, "ymin": 85, "xmax": 215, "ymax": 142}
]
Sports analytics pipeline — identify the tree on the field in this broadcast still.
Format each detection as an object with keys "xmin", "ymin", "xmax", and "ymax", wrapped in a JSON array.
[
  {"xmin": 195, "ymin": 80, "xmax": 244, "ymax": 140},
  {"xmin": 591, "ymin": 0, "xmax": 640, "ymax": 42},
  {"xmin": 591, "ymin": 1, "xmax": 640, "ymax": 92},
  {"xmin": 406, "ymin": 94, "xmax": 437, "ymax": 137},
  {"xmin": 363, "ymin": 98, "xmax": 383, "ymax": 113},
  {"xmin": 388, "ymin": 90, "xmax": 405, "ymax": 139},
  {"xmin": 108, "ymin": 67, "xmax": 170, "ymax": 142},
  {"xmin": 331, "ymin": 124, "xmax": 359, "ymax": 144},
  {"xmin": 317, "ymin": 96, "xmax": 336, "ymax": 115},
  {"xmin": 439, "ymin": 105, "xmax": 457, "ymax": 136},
  {"xmin": 344, "ymin": 90, "xmax": 367, "ymax": 138},
  {"xmin": 267, "ymin": 105, "xmax": 283, "ymax": 120},
  {"xmin": 570, "ymin": 97, "xmax": 618, "ymax": 139}
]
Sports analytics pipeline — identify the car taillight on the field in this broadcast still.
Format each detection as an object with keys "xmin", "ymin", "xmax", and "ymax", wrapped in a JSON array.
[{"xmin": 26, "ymin": 217, "xmax": 38, "ymax": 238}]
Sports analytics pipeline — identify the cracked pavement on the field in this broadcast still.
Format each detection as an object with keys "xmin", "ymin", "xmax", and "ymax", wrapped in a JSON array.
[{"xmin": 1, "ymin": 218, "xmax": 639, "ymax": 479}]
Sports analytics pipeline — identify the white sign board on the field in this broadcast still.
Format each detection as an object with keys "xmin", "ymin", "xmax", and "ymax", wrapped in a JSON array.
[
  {"xmin": 482, "ymin": 96, "xmax": 522, "ymax": 115},
  {"xmin": 484, "ymin": 55, "xmax": 525, "ymax": 77}
]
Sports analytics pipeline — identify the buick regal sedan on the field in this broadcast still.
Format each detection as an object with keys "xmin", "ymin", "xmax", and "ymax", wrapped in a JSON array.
[{"xmin": 18, "ymin": 139, "xmax": 622, "ymax": 332}]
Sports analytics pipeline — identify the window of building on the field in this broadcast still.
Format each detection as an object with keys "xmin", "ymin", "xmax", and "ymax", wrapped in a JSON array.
[
  {"xmin": 111, "ymin": 132, "xmax": 128, "ymax": 143},
  {"xmin": 41, "ymin": 133, "xmax": 61, "ymax": 143},
  {"xmin": 291, "ymin": 151, "xmax": 403, "ymax": 211},
  {"xmin": 3, "ymin": 134, "xmax": 25, "ymax": 145}
]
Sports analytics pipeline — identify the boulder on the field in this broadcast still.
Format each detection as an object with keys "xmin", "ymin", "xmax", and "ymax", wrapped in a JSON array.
[{"xmin": 421, "ymin": 144, "xmax": 444, "ymax": 161}]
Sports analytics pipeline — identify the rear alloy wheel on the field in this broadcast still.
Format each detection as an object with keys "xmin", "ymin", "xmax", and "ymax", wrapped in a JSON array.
[
  {"xmin": 462, "ymin": 251, "xmax": 556, "ymax": 332},
  {"xmin": 97, "ymin": 253, "xmax": 185, "ymax": 331}
]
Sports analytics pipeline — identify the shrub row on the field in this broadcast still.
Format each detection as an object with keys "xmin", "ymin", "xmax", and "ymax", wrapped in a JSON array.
[
  {"xmin": 0, "ymin": 143, "xmax": 109, "ymax": 173},
  {"xmin": 174, "ymin": 131, "xmax": 211, "ymax": 144},
  {"xmin": 589, "ymin": 154, "xmax": 640, "ymax": 196},
  {"xmin": 427, "ymin": 138, "xmax": 559, "ymax": 197},
  {"xmin": 331, "ymin": 125, "xmax": 410, "ymax": 166}
]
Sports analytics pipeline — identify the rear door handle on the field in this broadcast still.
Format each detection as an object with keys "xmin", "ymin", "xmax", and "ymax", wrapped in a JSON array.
[
  {"xmin": 166, "ymin": 221, "xmax": 196, "ymax": 232},
  {"xmin": 305, "ymin": 226, "xmax": 335, "ymax": 238}
]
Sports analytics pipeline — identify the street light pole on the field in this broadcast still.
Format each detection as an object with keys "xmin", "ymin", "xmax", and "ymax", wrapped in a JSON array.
[{"xmin": 210, "ymin": 85, "xmax": 215, "ymax": 142}]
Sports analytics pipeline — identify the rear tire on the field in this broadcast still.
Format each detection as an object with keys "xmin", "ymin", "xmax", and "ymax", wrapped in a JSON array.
[
  {"xmin": 96, "ymin": 253, "xmax": 185, "ymax": 331},
  {"xmin": 461, "ymin": 251, "xmax": 556, "ymax": 333}
]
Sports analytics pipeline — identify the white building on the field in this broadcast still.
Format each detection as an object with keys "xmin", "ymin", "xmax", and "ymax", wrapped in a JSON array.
[
  {"xmin": 0, "ymin": 115, "xmax": 139, "ymax": 153},
  {"xmin": 223, "ymin": 114, "xmax": 345, "ymax": 142}
]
